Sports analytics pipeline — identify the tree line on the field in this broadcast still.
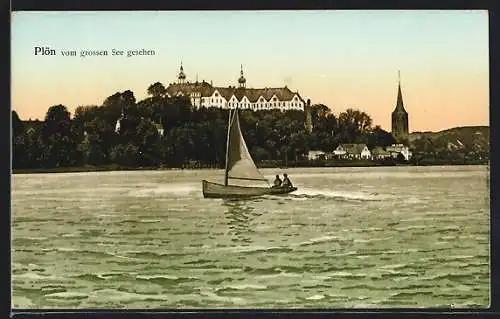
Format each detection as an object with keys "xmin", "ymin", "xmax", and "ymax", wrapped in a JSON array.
[{"xmin": 12, "ymin": 82, "xmax": 400, "ymax": 169}]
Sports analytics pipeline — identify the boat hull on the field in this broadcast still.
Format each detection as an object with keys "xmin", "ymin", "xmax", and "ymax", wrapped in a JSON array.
[{"xmin": 202, "ymin": 180, "xmax": 297, "ymax": 199}]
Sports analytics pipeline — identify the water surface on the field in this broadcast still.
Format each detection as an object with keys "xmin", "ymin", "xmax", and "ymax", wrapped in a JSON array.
[{"xmin": 11, "ymin": 165, "xmax": 490, "ymax": 308}]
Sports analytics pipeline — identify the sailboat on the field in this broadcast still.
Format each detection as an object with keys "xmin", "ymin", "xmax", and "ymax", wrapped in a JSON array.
[{"xmin": 202, "ymin": 108, "xmax": 297, "ymax": 199}]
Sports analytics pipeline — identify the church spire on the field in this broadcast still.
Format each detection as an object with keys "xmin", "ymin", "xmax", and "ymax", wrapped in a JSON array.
[
  {"xmin": 391, "ymin": 70, "xmax": 409, "ymax": 144},
  {"xmin": 394, "ymin": 70, "xmax": 406, "ymax": 113},
  {"xmin": 238, "ymin": 64, "xmax": 246, "ymax": 88}
]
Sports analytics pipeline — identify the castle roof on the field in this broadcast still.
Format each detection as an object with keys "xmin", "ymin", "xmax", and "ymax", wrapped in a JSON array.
[{"xmin": 165, "ymin": 82, "xmax": 303, "ymax": 103}]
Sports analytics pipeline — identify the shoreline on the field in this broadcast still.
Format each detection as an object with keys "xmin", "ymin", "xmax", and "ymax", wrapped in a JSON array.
[{"xmin": 12, "ymin": 161, "xmax": 489, "ymax": 174}]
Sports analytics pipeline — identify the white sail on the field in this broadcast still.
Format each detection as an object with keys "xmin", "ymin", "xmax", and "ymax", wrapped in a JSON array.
[{"xmin": 226, "ymin": 109, "xmax": 268, "ymax": 184}]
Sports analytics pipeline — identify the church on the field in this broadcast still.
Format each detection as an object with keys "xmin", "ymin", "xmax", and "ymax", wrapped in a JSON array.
[
  {"xmin": 165, "ymin": 63, "xmax": 307, "ymax": 112},
  {"xmin": 391, "ymin": 71, "xmax": 409, "ymax": 143}
]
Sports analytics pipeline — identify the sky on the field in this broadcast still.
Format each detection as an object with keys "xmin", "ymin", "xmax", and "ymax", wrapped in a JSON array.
[{"xmin": 11, "ymin": 10, "xmax": 489, "ymax": 132}]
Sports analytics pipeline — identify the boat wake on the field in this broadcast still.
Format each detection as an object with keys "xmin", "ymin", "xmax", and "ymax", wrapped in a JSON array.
[{"xmin": 266, "ymin": 187, "xmax": 390, "ymax": 202}]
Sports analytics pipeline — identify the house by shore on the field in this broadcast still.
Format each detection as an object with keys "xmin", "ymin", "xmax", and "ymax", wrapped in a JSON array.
[
  {"xmin": 309, "ymin": 143, "xmax": 413, "ymax": 162},
  {"xmin": 333, "ymin": 144, "xmax": 372, "ymax": 160}
]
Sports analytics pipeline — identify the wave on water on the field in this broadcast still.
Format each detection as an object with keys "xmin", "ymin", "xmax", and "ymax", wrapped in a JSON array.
[
  {"xmin": 38, "ymin": 247, "xmax": 145, "ymax": 262},
  {"xmin": 298, "ymin": 235, "xmax": 343, "ymax": 246},
  {"xmin": 44, "ymin": 291, "xmax": 89, "ymax": 300},
  {"xmin": 139, "ymin": 219, "xmax": 162, "ymax": 223},
  {"xmin": 326, "ymin": 271, "xmax": 368, "ymax": 279},
  {"xmin": 135, "ymin": 274, "xmax": 199, "ymax": 284},
  {"xmin": 128, "ymin": 183, "xmax": 200, "ymax": 198},
  {"xmin": 15, "ymin": 272, "xmax": 57, "ymax": 281},
  {"xmin": 305, "ymin": 294, "xmax": 326, "ymax": 300},
  {"xmin": 86, "ymin": 288, "xmax": 170, "ymax": 302},
  {"xmin": 14, "ymin": 186, "xmax": 127, "ymax": 197},
  {"xmin": 216, "ymin": 283, "xmax": 268, "ymax": 292}
]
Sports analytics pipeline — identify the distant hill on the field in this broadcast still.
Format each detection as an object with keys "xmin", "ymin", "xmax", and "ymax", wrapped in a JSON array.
[{"xmin": 409, "ymin": 126, "xmax": 489, "ymax": 152}]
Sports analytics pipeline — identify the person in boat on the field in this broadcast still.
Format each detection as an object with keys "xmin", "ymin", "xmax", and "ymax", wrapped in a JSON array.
[
  {"xmin": 272, "ymin": 175, "xmax": 282, "ymax": 188},
  {"xmin": 282, "ymin": 173, "xmax": 293, "ymax": 188}
]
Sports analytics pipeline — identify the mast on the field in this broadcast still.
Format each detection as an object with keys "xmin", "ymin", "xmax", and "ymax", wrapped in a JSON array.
[{"xmin": 224, "ymin": 108, "xmax": 233, "ymax": 186}]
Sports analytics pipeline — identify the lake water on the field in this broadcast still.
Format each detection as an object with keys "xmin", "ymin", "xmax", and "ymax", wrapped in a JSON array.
[{"xmin": 11, "ymin": 165, "xmax": 490, "ymax": 309}]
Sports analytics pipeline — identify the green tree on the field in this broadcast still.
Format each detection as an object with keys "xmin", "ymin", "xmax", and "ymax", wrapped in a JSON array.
[
  {"xmin": 315, "ymin": 113, "xmax": 339, "ymax": 152},
  {"xmin": 251, "ymin": 146, "xmax": 270, "ymax": 162},
  {"xmin": 310, "ymin": 104, "xmax": 331, "ymax": 124},
  {"xmin": 161, "ymin": 96, "xmax": 192, "ymax": 130},
  {"xmin": 13, "ymin": 134, "xmax": 28, "ymax": 168},
  {"xmin": 78, "ymin": 118, "xmax": 116, "ymax": 165},
  {"xmin": 110, "ymin": 143, "xmax": 139, "ymax": 167},
  {"xmin": 117, "ymin": 94, "xmax": 142, "ymax": 146},
  {"xmin": 137, "ymin": 96, "xmax": 168, "ymax": 124},
  {"xmin": 136, "ymin": 118, "xmax": 162, "ymax": 166},
  {"xmin": 366, "ymin": 125, "xmax": 396, "ymax": 149},
  {"xmin": 338, "ymin": 108, "xmax": 373, "ymax": 143},
  {"xmin": 12, "ymin": 111, "xmax": 24, "ymax": 137},
  {"xmin": 102, "ymin": 91, "xmax": 137, "ymax": 126},
  {"xmin": 27, "ymin": 126, "xmax": 45, "ymax": 168},
  {"xmin": 163, "ymin": 125, "xmax": 193, "ymax": 166},
  {"xmin": 73, "ymin": 105, "xmax": 100, "ymax": 144},
  {"xmin": 147, "ymin": 82, "xmax": 167, "ymax": 98},
  {"xmin": 40, "ymin": 105, "xmax": 79, "ymax": 167},
  {"xmin": 121, "ymin": 90, "xmax": 137, "ymax": 108},
  {"xmin": 12, "ymin": 111, "xmax": 27, "ymax": 168}
]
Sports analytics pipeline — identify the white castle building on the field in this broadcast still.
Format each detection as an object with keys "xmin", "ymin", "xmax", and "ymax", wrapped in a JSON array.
[{"xmin": 165, "ymin": 63, "xmax": 306, "ymax": 112}]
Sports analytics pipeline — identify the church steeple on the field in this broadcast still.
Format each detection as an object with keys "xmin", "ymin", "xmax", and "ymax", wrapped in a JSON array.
[
  {"xmin": 394, "ymin": 70, "xmax": 406, "ymax": 113},
  {"xmin": 391, "ymin": 70, "xmax": 409, "ymax": 143},
  {"xmin": 238, "ymin": 64, "xmax": 246, "ymax": 88}
]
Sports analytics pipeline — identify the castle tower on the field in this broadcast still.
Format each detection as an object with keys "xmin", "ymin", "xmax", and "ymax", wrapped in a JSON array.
[
  {"xmin": 177, "ymin": 62, "xmax": 186, "ymax": 84},
  {"xmin": 391, "ymin": 70, "xmax": 409, "ymax": 143},
  {"xmin": 305, "ymin": 99, "xmax": 313, "ymax": 134},
  {"xmin": 238, "ymin": 64, "xmax": 246, "ymax": 89}
]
